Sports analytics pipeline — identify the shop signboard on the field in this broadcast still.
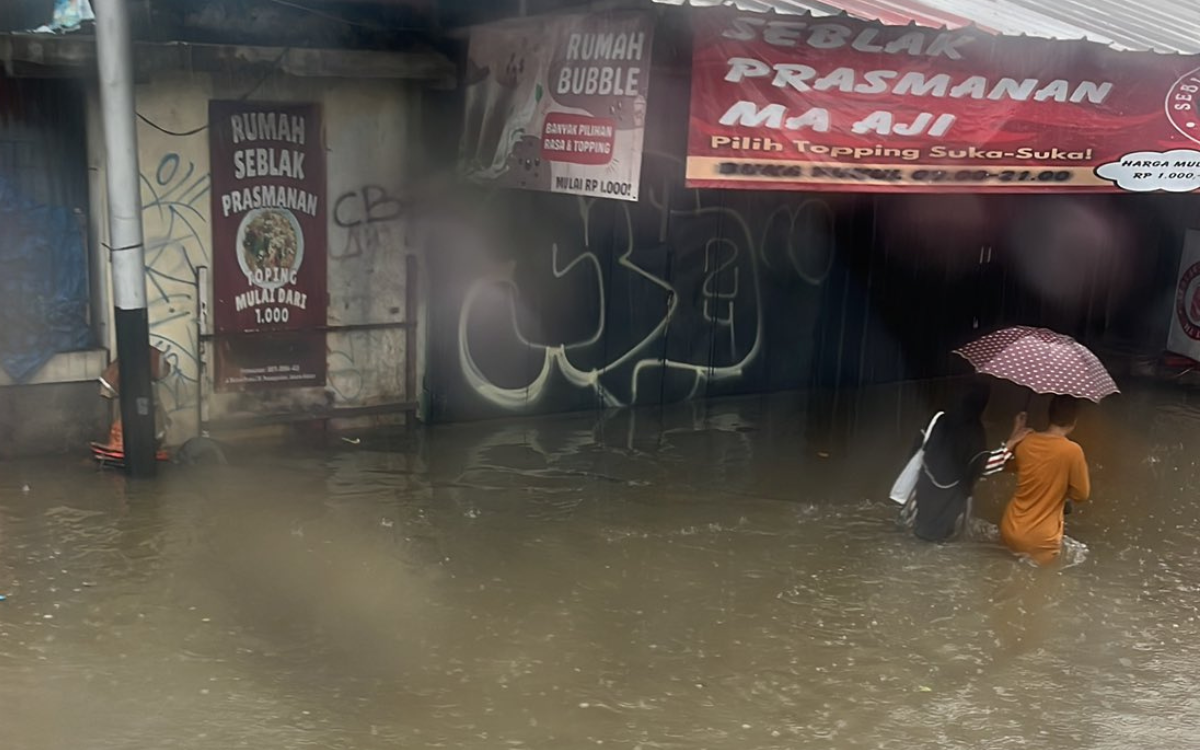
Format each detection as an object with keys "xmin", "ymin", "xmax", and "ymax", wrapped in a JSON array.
[
  {"xmin": 1169, "ymin": 230, "xmax": 1200, "ymax": 363},
  {"xmin": 209, "ymin": 101, "xmax": 327, "ymax": 391},
  {"xmin": 460, "ymin": 10, "xmax": 654, "ymax": 201},
  {"xmin": 687, "ymin": 12, "xmax": 1200, "ymax": 193}
]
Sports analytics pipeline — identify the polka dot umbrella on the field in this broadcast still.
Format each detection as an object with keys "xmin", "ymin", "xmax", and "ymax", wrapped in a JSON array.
[{"xmin": 953, "ymin": 326, "xmax": 1119, "ymax": 403}]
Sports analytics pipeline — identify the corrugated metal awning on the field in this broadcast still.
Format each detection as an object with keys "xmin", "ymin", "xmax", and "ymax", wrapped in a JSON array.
[
  {"xmin": 652, "ymin": 0, "xmax": 1200, "ymax": 54},
  {"xmin": 0, "ymin": 34, "xmax": 456, "ymax": 87}
]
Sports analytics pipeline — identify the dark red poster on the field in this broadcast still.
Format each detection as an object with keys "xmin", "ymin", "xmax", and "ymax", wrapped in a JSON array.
[{"xmin": 209, "ymin": 101, "xmax": 326, "ymax": 390}]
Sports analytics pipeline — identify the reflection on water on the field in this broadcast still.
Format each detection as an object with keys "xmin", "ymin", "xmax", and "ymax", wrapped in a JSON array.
[{"xmin": 2, "ymin": 385, "xmax": 1200, "ymax": 748}]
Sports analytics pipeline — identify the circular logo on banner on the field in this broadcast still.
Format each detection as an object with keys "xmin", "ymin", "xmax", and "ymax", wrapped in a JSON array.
[
  {"xmin": 1166, "ymin": 67, "xmax": 1200, "ymax": 144},
  {"xmin": 1176, "ymin": 261, "xmax": 1200, "ymax": 340},
  {"xmin": 236, "ymin": 208, "xmax": 305, "ymax": 290}
]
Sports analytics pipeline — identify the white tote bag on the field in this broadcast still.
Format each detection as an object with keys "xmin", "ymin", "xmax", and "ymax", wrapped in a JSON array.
[{"xmin": 889, "ymin": 412, "xmax": 943, "ymax": 504}]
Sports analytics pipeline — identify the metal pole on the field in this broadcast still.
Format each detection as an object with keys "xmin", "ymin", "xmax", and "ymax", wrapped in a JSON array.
[{"xmin": 95, "ymin": 0, "xmax": 156, "ymax": 478}]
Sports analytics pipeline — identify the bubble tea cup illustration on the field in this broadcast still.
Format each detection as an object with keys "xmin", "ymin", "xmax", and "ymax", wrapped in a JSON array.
[{"xmin": 464, "ymin": 38, "xmax": 535, "ymax": 175}]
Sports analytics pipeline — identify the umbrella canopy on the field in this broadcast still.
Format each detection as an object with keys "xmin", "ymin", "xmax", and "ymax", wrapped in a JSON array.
[{"xmin": 954, "ymin": 326, "xmax": 1119, "ymax": 403}]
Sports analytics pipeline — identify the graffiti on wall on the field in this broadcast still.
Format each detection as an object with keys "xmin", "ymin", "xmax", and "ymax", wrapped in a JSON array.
[
  {"xmin": 435, "ymin": 152, "xmax": 836, "ymax": 419},
  {"xmin": 141, "ymin": 146, "xmax": 210, "ymax": 432},
  {"xmin": 327, "ymin": 183, "xmax": 412, "ymax": 408},
  {"xmin": 332, "ymin": 184, "xmax": 408, "ymax": 260}
]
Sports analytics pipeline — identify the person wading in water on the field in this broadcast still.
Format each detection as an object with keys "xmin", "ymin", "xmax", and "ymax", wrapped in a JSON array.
[
  {"xmin": 1000, "ymin": 395, "xmax": 1091, "ymax": 565},
  {"xmin": 901, "ymin": 381, "xmax": 1031, "ymax": 542}
]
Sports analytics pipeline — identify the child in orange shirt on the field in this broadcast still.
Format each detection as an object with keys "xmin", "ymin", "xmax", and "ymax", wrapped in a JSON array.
[{"xmin": 1001, "ymin": 395, "xmax": 1091, "ymax": 566}]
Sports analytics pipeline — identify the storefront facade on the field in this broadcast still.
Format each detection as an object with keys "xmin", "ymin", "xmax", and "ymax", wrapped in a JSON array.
[
  {"xmin": 4, "ymin": 0, "xmax": 1199, "ymax": 453},
  {"xmin": 420, "ymin": 3, "xmax": 1200, "ymax": 424},
  {"xmin": 0, "ymin": 13, "xmax": 452, "ymax": 455}
]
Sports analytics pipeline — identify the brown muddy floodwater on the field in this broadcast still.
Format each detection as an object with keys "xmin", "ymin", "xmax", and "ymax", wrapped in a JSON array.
[{"xmin": 2, "ymin": 384, "xmax": 1200, "ymax": 749}]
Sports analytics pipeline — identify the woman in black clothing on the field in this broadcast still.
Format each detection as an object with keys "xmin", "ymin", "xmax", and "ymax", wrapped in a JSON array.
[{"xmin": 900, "ymin": 382, "xmax": 1029, "ymax": 542}]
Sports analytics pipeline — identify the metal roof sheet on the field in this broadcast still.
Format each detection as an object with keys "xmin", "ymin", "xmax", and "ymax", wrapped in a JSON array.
[{"xmin": 652, "ymin": 0, "xmax": 1200, "ymax": 54}]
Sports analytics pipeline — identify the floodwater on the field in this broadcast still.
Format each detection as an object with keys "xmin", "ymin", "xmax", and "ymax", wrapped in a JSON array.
[{"xmin": 3, "ymin": 384, "xmax": 1200, "ymax": 749}]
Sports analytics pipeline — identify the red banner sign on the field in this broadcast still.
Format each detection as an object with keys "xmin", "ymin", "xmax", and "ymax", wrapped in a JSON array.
[
  {"xmin": 209, "ymin": 101, "xmax": 327, "ymax": 390},
  {"xmin": 687, "ymin": 12, "xmax": 1200, "ymax": 192},
  {"xmin": 1168, "ymin": 230, "xmax": 1200, "ymax": 361}
]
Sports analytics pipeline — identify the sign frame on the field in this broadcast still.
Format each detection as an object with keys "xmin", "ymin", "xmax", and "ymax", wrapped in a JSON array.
[{"xmin": 208, "ymin": 100, "xmax": 328, "ymax": 391}]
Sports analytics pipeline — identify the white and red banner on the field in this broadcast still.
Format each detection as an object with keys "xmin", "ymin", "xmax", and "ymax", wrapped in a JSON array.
[
  {"xmin": 1169, "ymin": 230, "xmax": 1200, "ymax": 362},
  {"xmin": 460, "ymin": 11, "xmax": 654, "ymax": 202},
  {"xmin": 688, "ymin": 11, "xmax": 1200, "ymax": 192}
]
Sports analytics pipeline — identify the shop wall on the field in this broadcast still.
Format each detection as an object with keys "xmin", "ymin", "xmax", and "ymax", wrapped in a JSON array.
[
  {"xmin": 422, "ymin": 51, "xmax": 1196, "ymax": 423},
  {"xmin": 423, "ymin": 182, "xmax": 1191, "ymax": 424},
  {"xmin": 423, "ymin": 64, "xmax": 839, "ymax": 421},
  {"xmin": 420, "ymin": 46, "xmax": 1002, "ymax": 422},
  {"xmin": 424, "ymin": 169, "xmax": 836, "ymax": 421},
  {"xmin": 805, "ymin": 192, "xmax": 1198, "ymax": 387},
  {"xmin": 92, "ymin": 71, "xmax": 422, "ymax": 445},
  {"xmin": 420, "ymin": 162, "xmax": 1003, "ymax": 422}
]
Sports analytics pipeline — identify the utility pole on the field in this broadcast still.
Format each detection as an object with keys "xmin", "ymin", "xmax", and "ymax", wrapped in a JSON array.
[{"xmin": 95, "ymin": 0, "xmax": 156, "ymax": 478}]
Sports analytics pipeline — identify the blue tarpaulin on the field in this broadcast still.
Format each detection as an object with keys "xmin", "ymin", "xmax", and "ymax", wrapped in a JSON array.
[
  {"xmin": 20, "ymin": 0, "xmax": 93, "ymax": 34},
  {"xmin": 0, "ymin": 177, "xmax": 93, "ymax": 382},
  {"xmin": 44, "ymin": 0, "xmax": 92, "ymax": 32}
]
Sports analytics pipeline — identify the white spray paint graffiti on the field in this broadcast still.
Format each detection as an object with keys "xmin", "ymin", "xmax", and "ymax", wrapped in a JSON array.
[
  {"xmin": 759, "ymin": 202, "xmax": 837, "ymax": 286},
  {"xmin": 458, "ymin": 202, "xmax": 766, "ymax": 409},
  {"xmin": 455, "ymin": 153, "xmax": 834, "ymax": 412}
]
